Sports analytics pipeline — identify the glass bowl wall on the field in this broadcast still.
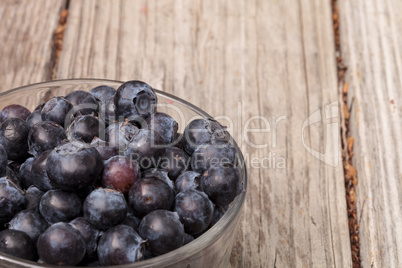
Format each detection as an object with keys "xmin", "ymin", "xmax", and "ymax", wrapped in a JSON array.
[{"xmin": 0, "ymin": 79, "xmax": 247, "ymax": 268}]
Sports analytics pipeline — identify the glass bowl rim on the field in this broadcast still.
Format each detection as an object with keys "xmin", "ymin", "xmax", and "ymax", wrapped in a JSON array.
[{"xmin": 0, "ymin": 78, "xmax": 248, "ymax": 268}]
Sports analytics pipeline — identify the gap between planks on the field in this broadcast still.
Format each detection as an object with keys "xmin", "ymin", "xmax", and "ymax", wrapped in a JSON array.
[
  {"xmin": 48, "ymin": 0, "xmax": 70, "ymax": 80},
  {"xmin": 332, "ymin": 0, "xmax": 361, "ymax": 267}
]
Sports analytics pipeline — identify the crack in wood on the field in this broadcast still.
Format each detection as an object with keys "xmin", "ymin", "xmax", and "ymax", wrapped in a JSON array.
[
  {"xmin": 331, "ymin": 0, "xmax": 361, "ymax": 267},
  {"xmin": 47, "ymin": 0, "xmax": 70, "ymax": 80}
]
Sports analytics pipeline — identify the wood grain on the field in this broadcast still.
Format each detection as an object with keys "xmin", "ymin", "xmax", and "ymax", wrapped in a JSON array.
[
  {"xmin": 58, "ymin": 0, "xmax": 352, "ymax": 266},
  {"xmin": 0, "ymin": 0, "xmax": 66, "ymax": 92},
  {"xmin": 339, "ymin": 0, "xmax": 402, "ymax": 266}
]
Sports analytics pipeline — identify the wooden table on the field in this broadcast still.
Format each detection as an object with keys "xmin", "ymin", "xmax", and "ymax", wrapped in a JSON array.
[{"xmin": 1, "ymin": 0, "xmax": 401, "ymax": 267}]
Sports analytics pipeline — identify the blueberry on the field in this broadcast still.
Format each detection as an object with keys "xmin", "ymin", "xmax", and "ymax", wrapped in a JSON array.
[
  {"xmin": 173, "ymin": 132, "xmax": 187, "ymax": 151},
  {"xmin": 76, "ymin": 184, "xmax": 96, "ymax": 202},
  {"xmin": 18, "ymin": 157, "xmax": 35, "ymax": 189},
  {"xmin": 191, "ymin": 141, "xmax": 236, "ymax": 174},
  {"xmin": 28, "ymin": 121, "xmax": 66, "ymax": 157},
  {"xmin": 201, "ymin": 164, "xmax": 242, "ymax": 206},
  {"xmin": 5, "ymin": 167, "xmax": 20, "ymax": 187},
  {"xmin": 83, "ymin": 188, "xmax": 127, "ymax": 230},
  {"xmin": 34, "ymin": 103, "xmax": 45, "ymax": 112},
  {"xmin": 145, "ymin": 112, "xmax": 178, "ymax": 144},
  {"xmin": 138, "ymin": 210, "xmax": 185, "ymax": 255},
  {"xmin": 183, "ymin": 233, "xmax": 195, "ymax": 245},
  {"xmin": 100, "ymin": 96, "xmax": 117, "ymax": 126},
  {"xmin": 114, "ymin": 80, "xmax": 157, "ymax": 122},
  {"xmin": 90, "ymin": 86, "xmax": 117, "ymax": 127},
  {"xmin": 39, "ymin": 189, "xmax": 82, "ymax": 224},
  {"xmin": 105, "ymin": 121, "xmax": 139, "ymax": 151},
  {"xmin": 31, "ymin": 150, "xmax": 53, "ymax": 192},
  {"xmin": 143, "ymin": 248, "xmax": 156, "ymax": 260},
  {"xmin": 142, "ymin": 168, "xmax": 175, "ymax": 191},
  {"xmin": 174, "ymin": 189, "xmax": 214, "ymax": 234},
  {"xmin": 46, "ymin": 140, "xmax": 104, "ymax": 191},
  {"xmin": 40, "ymin": 97, "xmax": 73, "ymax": 127},
  {"xmin": 123, "ymin": 207, "xmax": 142, "ymax": 231},
  {"xmin": 66, "ymin": 115, "xmax": 105, "ymax": 143},
  {"xmin": 125, "ymin": 129, "xmax": 166, "ymax": 169},
  {"xmin": 26, "ymin": 109, "xmax": 43, "ymax": 127},
  {"xmin": 24, "ymin": 186, "xmax": 44, "ymax": 211},
  {"xmin": 70, "ymin": 217, "xmax": 101, "ymax": 260},
  {"xmin": 0, "ymin": 229, "xmax": 35, "ymax": 261},
  {"xmin": 97, "ymin": 225, "xmax": 145, "ymax": 265},
  {"xmin": 89, "ymin": 85, "xmax": 116, "ymax": 103},
  {"xmin": 209, "ymin": 206, "xmax": 226, "ymax": 227},
  {"xmin": 0, "ymin": 104, "xmax": 31, "ymax": 123},
  {"xmin": 128, "ymin": 177, "xmax": 174, "ymax": 217},
  {"xmin": 0, "ymin": 144, "xmax": 6, "ymax": 177},
  {"xmin": 90, "ymin": 137, "xmax": 119, "ymax": 160},
  {"xmin": 159, "ymin": 146, "xmax": 190, "ymax": 180},
  {"xmin": 37, "ymin": 222, "xmax": 86, "ymax": 266},
  {"xmin": 9, "ymin": 209, "xmax": 48, "ymax": 243},
  {"xmin": 0, "ymin": 176, "xmax": 25, "ymax": 224},
  {"xmin": 6, "ymin": 160, "xmax": 21, "ymax": 175},
  {"xmin": 175, "ymin": 171, "xmax": 202, "ymax": 193},
  {"xmin": 101, "ymin": 155, "xmax": 141, "ymax": 195},
  {"xmin": 64, "ymin": 90, "xmax": 99, "ymax": 117},
  {"xmin": 0, "ymin": 118, "xmax": 30, "ymax": 162},
  {"xmin": 183, "ymin": 118, "xmax": 228, "ymax": 155}
]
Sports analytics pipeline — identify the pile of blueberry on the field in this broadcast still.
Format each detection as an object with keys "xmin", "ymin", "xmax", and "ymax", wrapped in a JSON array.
[{"xmin": 0, "ymin": 80, "xmax": 243, "ymax": 266}]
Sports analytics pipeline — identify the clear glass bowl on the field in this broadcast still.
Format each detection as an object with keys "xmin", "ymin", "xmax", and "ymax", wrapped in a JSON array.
[{"xmin": 0, "ymin": 79, "xmax": 247, "ymax": 268}]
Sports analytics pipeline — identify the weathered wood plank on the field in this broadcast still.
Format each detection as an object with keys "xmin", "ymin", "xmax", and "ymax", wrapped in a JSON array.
[
  {"xmin": 58, "ymin": 0, "xmax": 352, "ymax": 266},
  {"xmin": 339, "ymin": 0, "xmax": 402, "ymax": 266},
  {"xmin": 0, "ymin": 0, "xmax": 66, "ymax": 92}
]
